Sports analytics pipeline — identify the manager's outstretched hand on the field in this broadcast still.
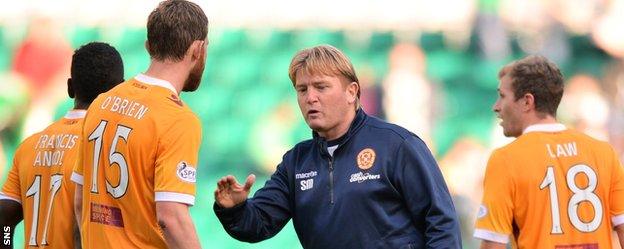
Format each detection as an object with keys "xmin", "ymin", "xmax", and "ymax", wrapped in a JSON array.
[{"xmin": 214, "ymin": 174, "xmax": 256, "ymax": 208}]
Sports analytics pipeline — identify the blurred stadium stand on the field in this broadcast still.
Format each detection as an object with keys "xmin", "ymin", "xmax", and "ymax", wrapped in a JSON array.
[{"xmin": 2, "ymin": 0, "xmax": 624, "ymax": 248}]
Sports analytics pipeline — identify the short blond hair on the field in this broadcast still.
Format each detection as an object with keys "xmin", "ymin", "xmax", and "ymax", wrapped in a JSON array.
[{"xmin": 288, "ymin": 45, "xmax": 360, "ymax": 98}]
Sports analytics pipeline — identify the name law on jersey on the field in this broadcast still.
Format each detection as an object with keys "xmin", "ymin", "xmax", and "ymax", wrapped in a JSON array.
[
  {"xmin": 546, "ymin": 142, "xmax": 578, "ymax": 158},
  {"xmin": 100, "ymin": 95, "xmax": 149, "ymax": 120},
  {"xmin": 33, "ymin": 133, "xmax": 78, "ymax": 167}
]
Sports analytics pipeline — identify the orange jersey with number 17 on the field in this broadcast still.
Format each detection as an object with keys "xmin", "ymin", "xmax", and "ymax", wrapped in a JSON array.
[
  {"xmin": 475, "ymin": 124, "xmax": 624, "ymax": 248},
  {"xmin": 71, "ymin": 74, "xmax": 201, "ymax": 249},
  {"xmin": 0, "ymin": 110, "xmax": 86, "ymax": 248}
]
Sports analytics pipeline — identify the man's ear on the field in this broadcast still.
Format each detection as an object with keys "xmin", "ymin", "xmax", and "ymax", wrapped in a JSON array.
[
  {"xmin": 523, "ymin": 93, "xmax": 535, "ymax": 112},
  {"xmin": 191, "ymin": 40, "xmax": 205, "ymax": 60},
  {"xmin": 347, "ymin": 81, "xmax": 359, "ymax": 104},
  {"xmin": 67, "ymin": 78, "xmax": 75, "ymax": 99}
]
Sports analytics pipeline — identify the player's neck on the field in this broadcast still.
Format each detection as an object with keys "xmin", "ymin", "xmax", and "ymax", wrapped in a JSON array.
[
  {"xmin": 144, "ymin": 60, "xmax": 190, "ymax": 95},
  {"xmin": 522, "ymin": 113, "xmax": 558, "ymax": 131},
  {"xmin": 318, "ymin": 109, "xmax": 356, "ymax": 141},
  {"xmin": 73, "ymin": 100, "xmax": 89, "ymax": 110}
]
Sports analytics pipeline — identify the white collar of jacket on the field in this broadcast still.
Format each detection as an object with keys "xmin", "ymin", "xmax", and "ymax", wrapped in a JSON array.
[{"xmin": 523, "ymin": 123, "xmax": 566, "ymax": 134}]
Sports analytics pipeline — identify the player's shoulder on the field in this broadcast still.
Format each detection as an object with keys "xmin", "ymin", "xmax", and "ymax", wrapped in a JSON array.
[
  {"xmin": 152, "ymin": 105, "xmax": 201, "ymax": 140},
  {"xmin": 157, "ymin": 92, "xmax": 196, "ymax": 116},
  {"xmin": 16, "ymin": 116, "xmax": 82, "ymax": 151},
  {"xmin": 487, "ymin": 137, "xmax": 529, "ymax": 167},
  {"xmin": 14, "ymin": 130, "xmax": 44, "ymax": 156},
  {"xmin": 496, "ymin": 130, "xmax": 549, "ymax": 154},
  {"xmin": 25, "ymin": 117, "xmax": 70, "ymax": 141},
  {"xmin": 565, "ymin": 129, "xmax": 616, "ymax": 155},
  {"xmin": 565, "ymin": 129, "xmax": 608, "ymax": 144},
  {"xmin": 169, "ymin": 109, "xmax": 201, "ymax": 128}
]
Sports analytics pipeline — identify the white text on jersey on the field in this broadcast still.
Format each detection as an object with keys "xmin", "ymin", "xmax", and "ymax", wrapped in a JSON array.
[
  {"xmin": 100, "ymin": 95, "xmax": 149, "ymax": 120},
  {"xmin": 546, "ymin": 142, "xmax": 578, "ymax": 158},
  {"xmin": 34, "ymin": 134, "xmax": 78, "ymax": 150}
]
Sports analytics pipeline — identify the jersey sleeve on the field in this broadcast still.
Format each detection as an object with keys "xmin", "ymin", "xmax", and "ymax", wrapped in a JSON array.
[
  {"xmin": 474, "ymin": 149, "xmax": 514, "ymax": 244},
  {"xmin": 70, "ymin": 130, "xmax": 85, "ymax": 186},
  {"xmin": 609, "ymin": 146, "xmax": 624, "ymax": 227},
  {"xmin": 0, "ymin": 145, "xmax": 24, "ymax": 203},
  {"xmin": 154, "ymin": 113, "xmax": 202, "ymax": 206}
]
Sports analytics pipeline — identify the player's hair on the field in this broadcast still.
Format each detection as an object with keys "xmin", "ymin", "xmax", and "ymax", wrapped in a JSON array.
[
  {"xmin": 146, "ymin": 0, "xmax": 208, "ymax": 61},
  {"xmin": 288, "ymin": 45, "xmax": 361, "ymax": 99},
  {"xmin": 71, "ymin": 42, "xmax": 124, "ymax": 105},
  {"xmin": 499, "ymin": 55, "xmax": 564, "ymax": 117}
]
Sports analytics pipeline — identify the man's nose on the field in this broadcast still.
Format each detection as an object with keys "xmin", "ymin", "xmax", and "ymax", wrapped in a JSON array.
[{"xmin": 306, "ymin": 89, "xmax": 319, "ymax": 103}]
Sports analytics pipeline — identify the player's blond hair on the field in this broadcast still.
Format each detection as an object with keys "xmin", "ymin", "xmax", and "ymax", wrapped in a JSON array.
[{"xmin": 288, "ymin": 45, "xmax": 361, "ymax": 99}]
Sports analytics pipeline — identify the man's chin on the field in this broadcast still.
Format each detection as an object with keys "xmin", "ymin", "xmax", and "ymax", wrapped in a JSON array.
[
  {"xmin": 503, "ymin": 129, "xmax": 521, "ymax": 138},
  {"xmin": 306, "ymin": 121, "xmax": 324, "ymax": 132}
]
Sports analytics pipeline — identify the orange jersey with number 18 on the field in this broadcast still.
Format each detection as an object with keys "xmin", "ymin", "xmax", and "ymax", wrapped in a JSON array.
[
  {"xmin": 475, "ymin": 124, "xmax": 624, "ymax": 248},
  {"xmin": 71, "ymin": 74, "xmax": 201, "ymax": 249},
  {"xmin": 0, "ymin": 110, "xmax": 86, "ymax": 248}
]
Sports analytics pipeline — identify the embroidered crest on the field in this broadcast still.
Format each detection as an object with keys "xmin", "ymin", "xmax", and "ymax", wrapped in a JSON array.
[{"xmin": 357, "ymin": 148, "xmax": 376, "ymax": 170}]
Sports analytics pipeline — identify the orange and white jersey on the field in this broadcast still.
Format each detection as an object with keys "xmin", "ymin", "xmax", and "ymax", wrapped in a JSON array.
[
  {"xmin": 0, "ymin": 110, "xmax": 86, "ymax": 248},
  {"xmin": 475, "ymin": 123, "xmax": 624, "ymax": 248},
  {"xmin": 71, "ymin": 74, "xmax": 201, "ymax": 249}
]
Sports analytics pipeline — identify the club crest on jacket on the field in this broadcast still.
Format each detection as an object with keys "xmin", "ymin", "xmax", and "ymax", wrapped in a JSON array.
[{"xmin": 357, "ymin": 148, "xmax": 376, "ymax": 170}]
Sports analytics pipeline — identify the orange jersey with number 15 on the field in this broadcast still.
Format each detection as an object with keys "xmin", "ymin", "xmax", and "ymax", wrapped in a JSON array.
[
  {"xmin": 71, "ymin": 74, "xmax": 201, "ymax": 249},
  {"xmin": 475, "ymin": 124, "xmax": 624, "ymax": 248},
  {"xmin": 1, "ymin": 110, "xmax": 86, "ymax": 249}
]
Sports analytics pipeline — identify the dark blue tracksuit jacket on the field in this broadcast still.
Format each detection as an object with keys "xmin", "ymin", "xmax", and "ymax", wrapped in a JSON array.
[{"xmin": 215, "ymin": 109, "xmax": 462, "ymax": 249}]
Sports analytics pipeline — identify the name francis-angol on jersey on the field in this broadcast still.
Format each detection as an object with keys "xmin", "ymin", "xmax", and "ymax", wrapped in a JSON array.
[
  {"xmin": 32, "ymin": 133, "xmax": 79, "ymax": 167},
  {"xmin": 100, "ymin": 95, "xmax": 149, "ymax": 120}
]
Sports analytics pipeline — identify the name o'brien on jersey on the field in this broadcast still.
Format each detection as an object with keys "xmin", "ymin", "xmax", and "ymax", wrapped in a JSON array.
[{"xmin": 100, "ymin": 95, "xmax": 149, "ymax": 120}]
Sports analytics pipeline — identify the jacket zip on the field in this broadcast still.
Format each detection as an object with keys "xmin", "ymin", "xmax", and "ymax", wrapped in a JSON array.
[{"xmin": 328, "ymin": 157, "xmax": 334, "ymax": 204}]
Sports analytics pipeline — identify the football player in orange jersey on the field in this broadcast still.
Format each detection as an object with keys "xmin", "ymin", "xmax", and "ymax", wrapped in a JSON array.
[
  {"xmin": 71, "ymin": 1, "xmax": 207, "ymax": 248},
  {"xmin": 0, "ymin": 42, "xmax": 123, "ymax": 249},
  {"xmin": 475, "ymin": 55, "xmax": 624, "ymax": 248}
]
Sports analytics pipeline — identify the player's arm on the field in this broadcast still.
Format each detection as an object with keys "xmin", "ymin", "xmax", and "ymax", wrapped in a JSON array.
[
  {"xmin": 480, "ymin": 240, "xmax": 507, "ymax": 249},
  {"xmin": 0, "ymin": 199, "xmax": 22, "ymax": 249},
  {"xmin": 73, "ymin": 184, "xmax": 83, "ymax": 249},
  {"xmin": 1, "ymin": 149, "xmax": 24, "ymax": 249},
  {"xmin": 392, "ymin": 137, "xmax": 462, "ymax": 248},
  {"xmin": 614, "ymin": 224, "xmax": 624, "ymax": 248},
  {"xmin": 608, "ymin": 146, "xmax": 624, "ymax": 248},
  {"xmin": 73, "ymin": 222, "xmax": 81, "ymax": 249},
  {"xmin": 156, "ymin": 202, "xmax": 200, "ymax": 249},
  {"xmin": 74, "ymin": 184, "xmax": 82, "ymax": 230},
  {"xmin": 154, "ymin": 114, "xmax": 202, "ymax": 248},
  {"xmin": 474, "ymin": 151, "xmax": 514, "ymax": 247}
]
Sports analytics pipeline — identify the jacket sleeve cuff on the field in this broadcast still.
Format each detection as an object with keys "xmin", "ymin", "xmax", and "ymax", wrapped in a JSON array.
[{"xmin": 214, "ymin": 200, "xmax": 248, "ymax": 221}]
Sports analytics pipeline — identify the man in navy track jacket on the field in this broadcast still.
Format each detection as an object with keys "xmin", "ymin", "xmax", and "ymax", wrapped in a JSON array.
[{"xmin": 213, "ymin": 45, "xmax": 461, "ymax": 249}]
